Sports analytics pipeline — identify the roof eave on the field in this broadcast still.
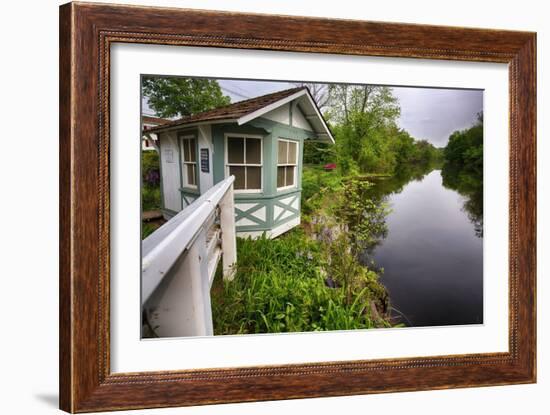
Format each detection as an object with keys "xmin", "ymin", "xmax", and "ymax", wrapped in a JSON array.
[
  {"xmin": 301, "ymin": 90, "xmax": 335, "ymax": 144},
  {"xmin": 145, "ymin": 118, "xmax": 238, "ymax": 134}
]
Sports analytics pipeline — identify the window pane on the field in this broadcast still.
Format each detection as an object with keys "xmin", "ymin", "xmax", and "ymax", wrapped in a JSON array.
[
  {"xmin": 277, "ymin": 166, "xmax": 285, "ymax": 188},
  {"xmin": 285, "ymin": 166, "xmax": 295, "ymax": 187},
  {"xmin": 183, "ymin": 139, "xmax": 190, "ymax": 161},
  {"xmin": 189, "ymin": 139, "xmax": 196, "ymax": 162},
  {"xmin": 229, "ymin": 166, "xmax": 245, "ymax": 189},
  {"xmin": 278, "ymin": 140, "xmax": 288, "ymax": 164},
  {"xmin": 227, "ymin": 137, "xmax": 244, "ymax": 164},
  {"xmin": 288, "ymin": 141, "xmax": 297, "ymax": 164},
  {"xmin": 246, "ymin": 167, "xmax": 261, "ymax": 190},
  {"xmin": 246, "ymin": 138, "xmax": 261, "ymax": 164},
  {"xmin": 186, "ymin": 164, "xmax": 196, "ymax": 186}
]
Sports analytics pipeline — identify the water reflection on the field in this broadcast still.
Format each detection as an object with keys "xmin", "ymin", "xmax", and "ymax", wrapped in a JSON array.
[
  {"xmin": 441, "ymin": 164, "xmax": 483, "ymax": 238},
  {"xmin": 366, "ymin": 162, "xmax": 439, "ymax": 200},
  {"xmin": 364, "ymin": 165, "xmax": 483, "ymax": 327}
]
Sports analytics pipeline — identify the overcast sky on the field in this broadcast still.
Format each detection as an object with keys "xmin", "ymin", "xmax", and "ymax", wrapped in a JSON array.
[{"xmin": 143, "ymin": 79, "xmax": 482, "ymax": 147}]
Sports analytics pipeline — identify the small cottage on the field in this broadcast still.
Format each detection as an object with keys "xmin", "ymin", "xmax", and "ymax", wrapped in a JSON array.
[{"xmin": 144, "ymin": 87, "xmax": 334, "ymax": 238}]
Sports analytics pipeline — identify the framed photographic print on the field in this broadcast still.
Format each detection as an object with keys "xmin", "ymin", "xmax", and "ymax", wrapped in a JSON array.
[{"xmin": 59, "ymin": 2, "xmax": 536, "ymax": 412}]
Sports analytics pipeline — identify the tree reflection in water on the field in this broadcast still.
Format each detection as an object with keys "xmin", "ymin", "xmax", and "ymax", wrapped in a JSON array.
[{"xmin": 441, "ymin": 164, "xmax": 483, "ymax": 238}]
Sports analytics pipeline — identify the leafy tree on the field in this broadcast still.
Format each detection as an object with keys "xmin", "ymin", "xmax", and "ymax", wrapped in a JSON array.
[
  {"xmin": 443, "ymin": 112, "xmax": 483, "ymax": 174},
  {"xmin": 442, "ymin": 113, "xmax": 484, "ymax": 237},
  {"xmin": 335, "ymin": 179, "xmax": 390, "ymax": 255},
  {"xmin": 327, "ymin": 85, "xmax": 401, "ymax": 174},
  {"xmin": 389, "ymin": 127, "xmax": 417, "ymax": 165},
  {"xmin": 303, "ymin": 141, "xmax": 336, "ymax": 164},
  {"xmin": 293, "ymin": 82, "xmax": 330, "ymax": 110},
  {"xmin": 142, "ymin": 76, "xmax": 230, "ymax": 118},
  {"xmin": 327, "ymin": 84, "xmax": 400, "ymax": 125},
  {"xmin": 304, "ymin": 83, "xmax": 444, "ymax": 175},
  {"xmin": 329, "ymin": 178, "xmax": 390, "ymax": 306}
]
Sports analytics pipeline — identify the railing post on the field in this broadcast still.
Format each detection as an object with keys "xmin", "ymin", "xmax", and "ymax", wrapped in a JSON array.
[
  {"xmin": 219, "ymin": 182, "xmax": 237, "ymax": 281},
  {"xmin": 142, "ymin": 176, "xmax": 236, "ymax": 337},
  {"xmin": 196, "ymin": 228, "xmax": 214, "ymax": 335},
  {"xmin": 143, "ymin": 228, "xmax": 213, "ymax": 337}
]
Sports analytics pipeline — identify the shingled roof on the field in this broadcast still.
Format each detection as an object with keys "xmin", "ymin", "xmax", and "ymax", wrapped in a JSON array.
[
  {"xmin": 142, "ymin": 115, "xmax": 170, "ymax": 126},
  {"xmin": 145, "ymin": 87, "xmax": 307, "ymax": 133}
]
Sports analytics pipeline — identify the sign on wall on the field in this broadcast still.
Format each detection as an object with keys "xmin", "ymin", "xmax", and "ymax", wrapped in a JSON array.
[
  {"xmin": 200, "ymin": 149, "xmax": 209, "ymax": 173},
  {"xmin": 164, "ymin": 149, "xmax": 174, "ymax": 163}
]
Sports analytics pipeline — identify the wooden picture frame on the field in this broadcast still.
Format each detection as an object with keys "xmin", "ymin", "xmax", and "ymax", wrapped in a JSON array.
[{"xmin": 59, "ymin": 2, "xmax": 536, "ymax": 412}]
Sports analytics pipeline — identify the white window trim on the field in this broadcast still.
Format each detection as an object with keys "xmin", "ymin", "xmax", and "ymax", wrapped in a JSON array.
[
  {"xmin": 180, "ymin": 135, "xmax": 198, "ymax": 189},
  {"xmin": 224, "ymin": 133, "xmax": 264, "ymax": 194},
  {"xmin": 277, "ymin": 138, "xmax": 299, "ymax": 191}
]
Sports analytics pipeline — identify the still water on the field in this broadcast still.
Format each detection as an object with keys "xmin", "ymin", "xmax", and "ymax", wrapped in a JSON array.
[{"xmin": 368, "ymin": 169, "xmax": 483, "ymax": 327}]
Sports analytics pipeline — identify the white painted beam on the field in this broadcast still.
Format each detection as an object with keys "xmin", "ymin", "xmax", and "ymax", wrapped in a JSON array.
[
  {"xmin": 220, "ymin": 183, "xmax": 237, "ymax": 281},
  {"xmin": 141, "ymin": 176, "xmax": 235, "ymax": 304}
]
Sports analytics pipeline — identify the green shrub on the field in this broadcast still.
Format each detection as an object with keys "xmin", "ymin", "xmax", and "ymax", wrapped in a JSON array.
[
  {"xmin": 141, "ymin": 150, "xmax": 162, "ymax": 211},
  {"xmin": 301, "ymin": 165, "xmax": 343, "ymax": 216},
  {"xmin": 142, "ymin": 186, "xmax": 161, "ymax": 211},
  {"xmin": 142, "ymin": 150, "xmax": 160, "ymax": 176},
  {"xmin": 142, "ymin": 222, "xmax": 157, "ymax": 239},
  {"xmin": 210, "ymin": 229, "xmax": 385, "ymax": 335},
  {"xmin": 334, "ymin": 178, "xmax": 390, "ymax": 254},
  {"xmin": 303, "ymin": 141, "xmax": 336, "ymax": 164}
]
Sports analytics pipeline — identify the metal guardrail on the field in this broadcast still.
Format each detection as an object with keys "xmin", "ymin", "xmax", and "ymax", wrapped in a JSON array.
[{"xmin": 141, "ymin": 176, "xmax": 237, "ymax": 337}]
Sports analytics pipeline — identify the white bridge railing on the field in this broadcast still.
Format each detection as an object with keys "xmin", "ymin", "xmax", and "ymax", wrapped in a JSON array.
[{"xmin": 142, "ymin": 176, "xmax": 236, "ymax": 337}]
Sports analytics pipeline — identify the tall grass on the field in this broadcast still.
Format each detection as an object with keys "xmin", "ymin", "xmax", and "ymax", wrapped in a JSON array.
[
  {"xmin": 142, "ymin": 186, "xmax": 161, "ymax": 211},
  {"xmin": 142, "ymin": 222, "xmax": 157, "ymax": 239},
  {"xmin": 210, "ymin": 229, "xmax": 385, "ymax": 335}
]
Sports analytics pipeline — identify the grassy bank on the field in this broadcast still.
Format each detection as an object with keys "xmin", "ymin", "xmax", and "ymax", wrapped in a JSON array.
[
  {"xmin": 301, "ymin": 164, "xmax": 390, "ymax": 215},
  {"xmin": 211, "ymin": 165, "xmax": 393, "ymax": 335},
  {"xmin": 211, "ymin": 229, "xmax": 390, "ymax": 334}
]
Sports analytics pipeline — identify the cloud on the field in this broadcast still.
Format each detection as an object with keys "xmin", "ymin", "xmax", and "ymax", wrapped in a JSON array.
[
  {"xmin": 146, "ymin": 78, "xmax": 483, "ymax": 147},
  {"xmin": 392, "ymin": 87, "xmax": 483, "ymax": 147}
]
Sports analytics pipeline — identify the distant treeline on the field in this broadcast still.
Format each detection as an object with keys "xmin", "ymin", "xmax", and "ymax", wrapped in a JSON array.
[
  {"xmin": 304, "ymin": 131, "xmax": 443, "ymax": 174},
  {"xmin": 302, "ymin": 85, "xmax": 442, "ymax": 174},
  {"xmin": 441, "ymin": 113, "xmax": 484, "ymax": 237},
  {"xmin": 443, "ymin": 112, "xmax": 483, "ymax": 175}
]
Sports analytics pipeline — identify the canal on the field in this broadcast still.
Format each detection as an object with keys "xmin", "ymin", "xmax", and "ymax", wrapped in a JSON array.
[{"xmin": 366, "ymin": 167, "xmax": 483, "ymax": 327}]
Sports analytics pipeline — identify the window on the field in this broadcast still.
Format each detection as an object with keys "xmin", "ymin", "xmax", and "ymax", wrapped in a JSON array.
[
  {"xmin": 181, "ymin": 136, "xmax": 197, "ymax": 188},
  {"xmin": 277, "ymin": 139, "xmax": 298, "ymax": 190},
  {"xmin": 226, "ymin": 135, "xmax": 262, "ymax": 191}
]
